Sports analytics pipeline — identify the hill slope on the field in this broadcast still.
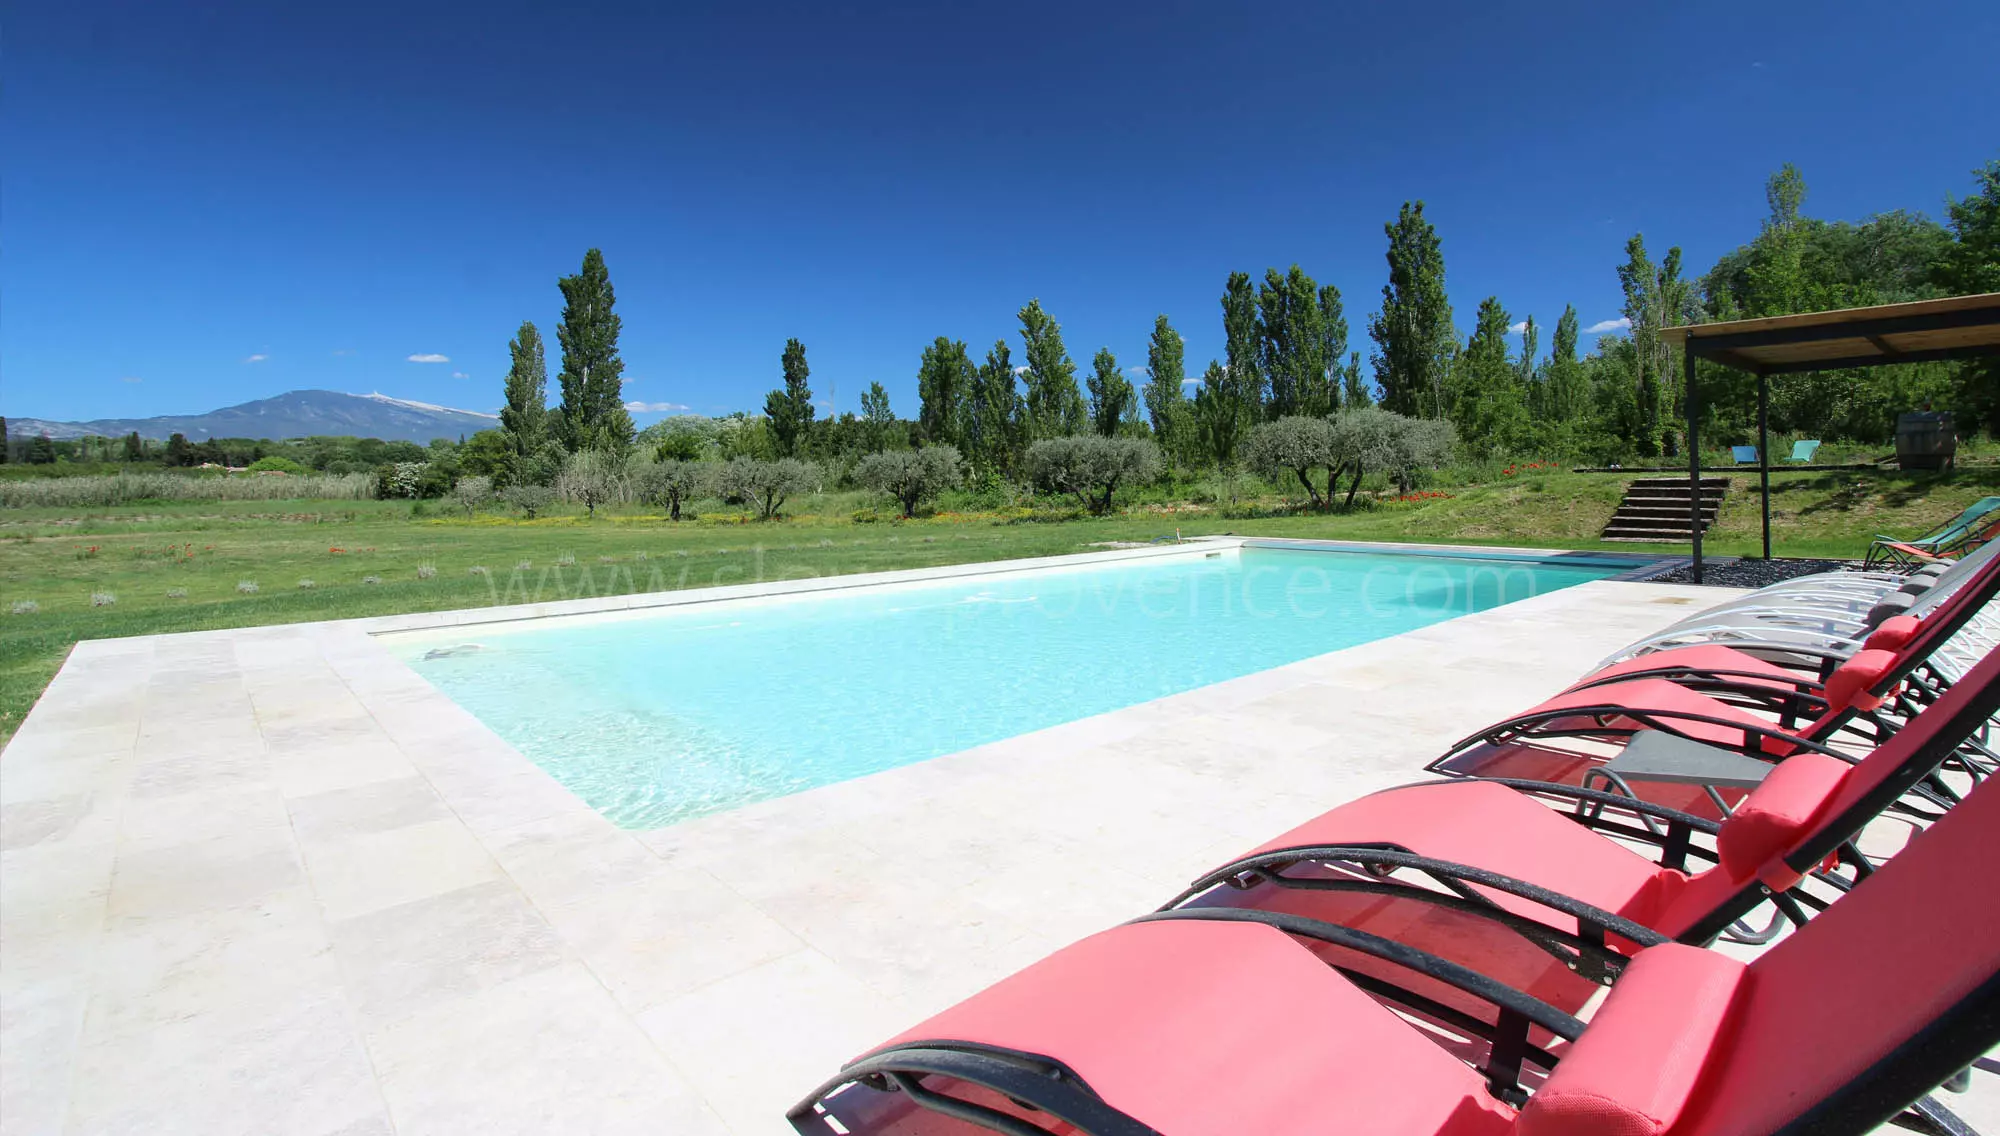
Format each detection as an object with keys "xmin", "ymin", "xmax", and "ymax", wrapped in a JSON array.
[{"xmin": 6, "ymin": 390, "xmax": 499, "ymax": 444}]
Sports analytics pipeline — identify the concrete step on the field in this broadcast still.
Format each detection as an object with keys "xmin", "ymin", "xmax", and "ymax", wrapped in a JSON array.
[
  {"xmin": 1602, "ymin": 534, "xmax": 1698, "ymax": 543},
  {"xmin": 1629, "ymin": 477, "xmax": 1731, "ymax": 488}
]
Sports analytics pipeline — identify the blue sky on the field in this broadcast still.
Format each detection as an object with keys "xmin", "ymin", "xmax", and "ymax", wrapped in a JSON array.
[{"xmin": 5, "ymin": 1, "xmax": 1997, "ymax": 427}]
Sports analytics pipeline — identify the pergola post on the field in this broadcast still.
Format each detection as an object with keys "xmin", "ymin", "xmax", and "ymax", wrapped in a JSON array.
[
  {"xmin": 1686, "ymin": 337, "xmax": 1702, "ymax": 583},
  {"xmin": 1757, "ymin": 375, "xmax": 1772, "ymax": 560}
]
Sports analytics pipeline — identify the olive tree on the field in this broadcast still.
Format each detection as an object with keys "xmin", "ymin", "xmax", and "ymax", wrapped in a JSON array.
[
  {"xmin": 855, "ymin": 445, "xmax": 963, "ymax": 518},
  {"xmin": 631, "ymin": 457, "xmax": 705, "ymax": 521},
  {"xmin": 555, "ymin": 449, "xmax": 625, "ymax": 517},
  {"xmin": 1022, "ymin": 435, "xmax": 1161, "ymax": 515},
  {"xmin": 1325, "ymin": 407, "xmax": 1457, "ymax": 503},
  {"xmin": 451, "ymin": 474, "xmax": 493, "ymax": 516},
  {"xmin": 1244, "ymin": 417, "xmax": 1335, "ymax": 509},
  {"xmin": 502, "ymin": 483, "xmax": 556, "ymax": 518},
  {"xmin": 715, "ymin": 456, "xmax": 816, "ymax": 520}
]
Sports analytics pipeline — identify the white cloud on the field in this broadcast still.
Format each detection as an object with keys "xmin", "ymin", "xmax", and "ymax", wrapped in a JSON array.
[
  {"xmin": 1508, "ymin": 321, "xmax": 1528, "ymax": 334},
  {"xmin": 119, "ymin": 375, "xmax": 143, "ymax": 383},
  {"xmin": 407, "ymin": 353, "xmax": 451, "ymax": 363},
  {"xmin": 331, "ymin": 348, "xmax": 354, "ymax": 357},
  {"xmin": 1584, "ymin": 318, "xmax": 1631, "ymax": 335},
  {"xmin": 1012, "ymin": 365, "xmax": 1030, "ymax": 375},
  {"xmin": 1124, "ymin": 366, "xmax": 1147, "ymax": 376},
  {"xmin": 1180, "ymin": 377, "xmax": 1202, "ymax": 386},
  {"xmin": 624, "ymin": 400, "xmax": 691, "ymax": 413},
  {"xmin": 242, "ymin": 353, "xmax": 268, "ymax": 364},
  {"xmin": 451, "ymin": 371, "xmax": 469, "ymax": 379}
]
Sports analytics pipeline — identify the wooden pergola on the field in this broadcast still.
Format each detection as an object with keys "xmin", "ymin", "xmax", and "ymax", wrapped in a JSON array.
[{"xmin": 1662, "ymin": 292, "xmax": 2000, "ymax": 582}]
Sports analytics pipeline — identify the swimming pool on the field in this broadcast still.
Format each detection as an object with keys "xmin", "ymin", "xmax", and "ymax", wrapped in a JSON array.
[{"xmin": 386, "ymin": 544, "xmax": 1626, "ymax": 828}]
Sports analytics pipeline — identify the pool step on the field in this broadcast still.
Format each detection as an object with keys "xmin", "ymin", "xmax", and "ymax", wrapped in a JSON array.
[{"xmin": 1601, "ymin": 478, "xmax": 1730, "ymax": 544}]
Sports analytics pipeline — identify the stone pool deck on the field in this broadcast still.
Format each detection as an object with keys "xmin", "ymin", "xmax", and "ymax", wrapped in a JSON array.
[{"xmin": 3, "ymin": 566, "xmax": 1990, "ymax": 1134}]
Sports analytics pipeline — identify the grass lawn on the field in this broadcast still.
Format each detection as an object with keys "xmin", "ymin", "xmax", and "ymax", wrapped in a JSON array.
[{"xmin": 4, "ymin": 463, "xmax": 1995, "ymax": 742}]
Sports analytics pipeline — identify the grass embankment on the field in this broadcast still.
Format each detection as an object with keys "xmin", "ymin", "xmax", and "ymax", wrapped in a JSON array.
[{"xmin": 4, "ymin": 464, "xmax": 1995, "ymax": 742}]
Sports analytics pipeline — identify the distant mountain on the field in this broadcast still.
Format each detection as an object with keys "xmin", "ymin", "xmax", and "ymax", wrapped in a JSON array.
[{"xmin": 4, "ymin": 390, "xmax": 500, "ymax": 444}]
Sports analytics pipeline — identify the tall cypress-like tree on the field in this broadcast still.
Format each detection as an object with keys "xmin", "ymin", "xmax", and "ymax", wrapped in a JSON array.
[
  {"xmin": 1019, "ymin": 299, "xmax": 1085, "ymax": 437},
  {"xmin": 970, "ymin": 339, "xmax": 1024, "ymax": 474},
  {"xmin": 1450, "ymin": 296, "xmax": 1528, "ymax": 457},
  {"xmin": 1142, "ymin": 315, "xmax": 1187, "ymax": 439},
  {"xmin": 499, "ymin": 320, "xmax": 548, "ymax": 458},
  {"xmin": 555, "ymin": 248, "xmax": 632, "ymax": 452},
  {"xmin": 1221, "ymin": 272, "xmax": 1264, "ymax": 418},
  {"xmin": 859, "ymin": 381, "xmax": 896, "ymax": 453},
  {"xmin": 1546, "ymin": 306, "xmax": 1585, "ymax": 423},
  {"xmin": 1318, "ymin": 284, "xmax": 1349, "ymax": 414},
  {"xmin": 1257, "ymin": 265, "xmax": 1333, "ymax": 419},
  {"xmin": 1368, "ymin": 201, "xmax": 1456, "ymax": 419},
  {"xmin": 1192, "ymin": 359, "xmax": 1251, "ymax": 468},
  {"xmin": 1341, "ymin": 352, "xmax": 1369, "ymax": 407},
  {"xmin": 1086, "ymin": 348, "xmax": 1136, "ymax": 436},
  {"xmin": 764, "ymin": 338, "xmax": 816, "ymax": 456},
  {"xmin": 917, "ymin": 336, "xmax": 974, "ymax": 447}
]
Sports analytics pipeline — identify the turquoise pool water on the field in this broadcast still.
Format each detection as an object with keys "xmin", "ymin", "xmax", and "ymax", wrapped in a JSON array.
[{"xmin": 389, "ymin": 546, "xmax": 1621, "ymax": 828}]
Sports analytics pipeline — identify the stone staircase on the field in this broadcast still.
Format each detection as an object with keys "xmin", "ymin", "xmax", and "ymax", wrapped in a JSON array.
[{"xmin": 1601, "ymin": 477, "xmax": 1730, "ymax": 543}]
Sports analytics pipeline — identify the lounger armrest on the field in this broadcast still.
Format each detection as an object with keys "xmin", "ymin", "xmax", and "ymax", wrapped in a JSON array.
[{"xmin": 1599, "ymin": 731, "xmax": 1773, "ymax": 790}]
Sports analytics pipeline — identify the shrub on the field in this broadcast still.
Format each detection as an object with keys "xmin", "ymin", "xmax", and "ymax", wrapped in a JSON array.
[
  {"xmin": 236, "ymin": 581, "xmax": 259, "ymax": 594},
  {"xmin": 90, "ymin": 591, "xmax": 116, "ymax": 607},
  {"xmin": 555, "ymin": 552, "xmax": 576, "ymax": 567},
  {"xmin": 514, "ymin": 559, "xmax": 532, "ymax": 571},
  {"xmin": 1244, "ymin": 417, "xmax": 1336, "ymax": 509},
  {"xmin": 416, "ymin": 563, "xmax": 437, "ymax": 580},
  {"xmin": 11, "ymin": 600, "xmax": 38, "ymax": 615},
  {"xmin": 245, "ymin": 456, "xmax": 310, "ymax": 475},
  {"xmin": 452, "ymin": 475, "xmax": 493, "ymax": 516},
  {"xmin": 715, "ymin": 457, "xmax": 816, "ymax": 520},
  {"xmin": 297, "ymin": 579, "xmax": 315, "ymax": 590},
  {"xmin": 502, "ymin": 483, "xmax": 556, "ymax": 519},
  {"xmin": 1022, "ymin": 436, "xmax": 1162, "ymax": 514},
  {"xmin": 855, "ymin": 446, "xmax": 963, "ymax": 518},
  {"xmin": 164, "ymin": 588, "xmax": 187, "ymax": 599},
  {"xmin": 630, "ymin": 457, "xmax": 706, "ymax": 521},
  {"xmin": 362, "ymin": 575, "xmax": 382, "ymax": 585},
  {"xmin": 555, "ymin": 450, "xmax": 625, "ymax": 517},
  {"xmin": 0, "ymin": 472, "xmax": 374, "ymax": 508},
  {"xmin": 469, "ymin": 565, "xmax": 489, "ymax": 576}
]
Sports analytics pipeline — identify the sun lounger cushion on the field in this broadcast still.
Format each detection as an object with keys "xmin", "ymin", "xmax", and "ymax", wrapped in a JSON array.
[
  {"xmin": 1820, "ymin": 648, "xmax": 1897, "ymax": 713},
  {"xmin": 1515, "ymin": 944, "xmax": 1745, "ymax": 1136},
  {"xmin": 866, "ymin": 918, "xmax": 1517, "ymax": 1136},
  {"xmin": 1863, "ymin": 615, "xmax": 1921, "ymax": 651},
  {"xmin": 1863, "ymin": 591, "xmax": 1916, "ymax": 625},
  {"xmin": 1715, "ymin": 753, "xmax": 1849, "ymax": 887}
]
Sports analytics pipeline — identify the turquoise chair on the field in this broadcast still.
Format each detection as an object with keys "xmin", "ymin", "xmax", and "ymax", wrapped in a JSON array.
[
  {"xmin": 1865, "ymin": 496, "xmax": 2000, "ymax": 569},
  {"xmin": 1787, "ymin": 439, "xmax": 1822, "ymax": 463},
  {"xmin": 1731, "ymin": 445, "xmax": 1759, "ymax": 464}
]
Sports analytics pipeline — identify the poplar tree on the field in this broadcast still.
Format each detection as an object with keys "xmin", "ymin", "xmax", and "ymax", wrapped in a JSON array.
[
  {"xmin": 764, "ymin": 338, "xmax": 816, "ymax": 456},
  {"xmin": 971, "ymin": 339, "xmax": 1024, "ymax": 474},
  {"xmin": 1319, "ymin": 284, "xmax": 1349, "ymax": 413},
  {"xmin": 1221, "ymin": 272, "xmax": 1264, "ymax": 418},
  {"xmin": 1546, "ymin": 306, "xmax": 1585, "ymax": 423},
  {"xmin": 499, "ymin": 320, "xmax": 548, "ymax": 458},
  {"xmin": 1142, "ymin": 315, "xmax": 1188, "ymax": 445},
  {"xmin": 555, "ymin": 248, "xmax": 633, "ymax": 452},
  {"xmin": 1257, "ymin": 266, "xmax": 1332, "ymax": 419},
  {"xmin": 1368, "ymin": 201, "xmax": 1456, "ymax": 419},
  {"xmin": 1342, "ymin": 353, "xmax": 1370, "ymax": 408},
  {"xmin": 859, "ymin": 381, "xmax": 896, "ymax": 453},
  {"xmin": 917, "ymin": 336, "xmax": 974, "ymax": 447},
  {"xmin": 1019, "ymin": 299, "xmax": 1085, "ymax": 437},
  {"xmin": 1086, "ymin": 348, "xmax": 1137, "ymax": 436},
  {"xmin": 1450, "ymin": 296, "xmax": 1529, "ymax": 457}
]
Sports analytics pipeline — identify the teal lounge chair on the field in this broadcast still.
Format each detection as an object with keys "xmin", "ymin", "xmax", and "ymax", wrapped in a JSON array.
[
  {"xmin": 1865, "ymin": 495, "xmax": 2000, "ymax": 569},
  {"xmin": 1788, "ymin": 439, "xmax": 1822, "ymax": 463},
  {"xmin": 1731, "ymin": 445, "xmax": 1759, "ymax": 464}
]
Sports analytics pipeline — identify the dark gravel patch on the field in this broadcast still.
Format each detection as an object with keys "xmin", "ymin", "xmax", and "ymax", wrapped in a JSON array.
[{"xmin": 1649, "ymin": 557, "xmax": 1870, "ymax": 588}]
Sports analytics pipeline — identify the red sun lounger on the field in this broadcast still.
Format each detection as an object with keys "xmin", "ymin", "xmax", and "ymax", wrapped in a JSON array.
[
  {"xmin": 1420, "ymin": 548, "xmax": 2000, "ymax": 811},
  {"xmin": 791, "ymin": 753, "xmax": 2000, "ymax": 1136},
  {"xmin": 1156, "ymin": 645, "xmax": 2000, "ymax": 1027}
]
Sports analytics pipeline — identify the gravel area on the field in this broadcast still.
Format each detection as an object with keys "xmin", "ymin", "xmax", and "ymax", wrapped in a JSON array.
[{"xmin": 1650, "ymin": 557, "xmax": 1871, "ymax": 588}]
